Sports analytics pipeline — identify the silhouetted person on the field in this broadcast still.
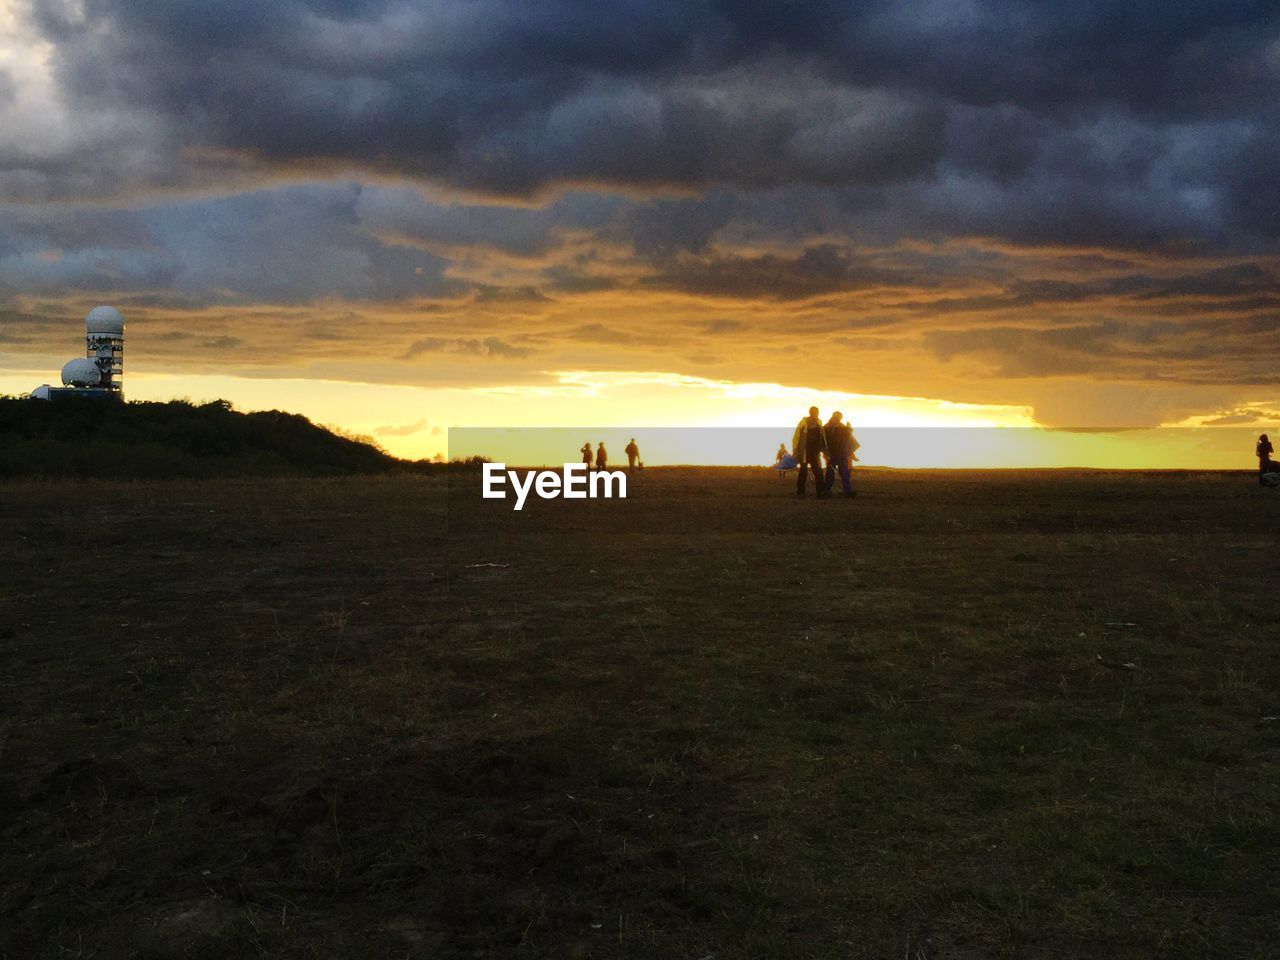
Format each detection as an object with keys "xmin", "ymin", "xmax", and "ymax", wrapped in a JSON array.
[
  {"xmin": 823, "ymin": 411, "xmax": 857, "ymax": 497},
  {"xmin": 581, "ymin": 442, "xmax": 594, "ymax": 471},
  {"xmin": 1258, "ymin": 434, "xmax": 1275, "ymax": 485},
  {"xmin": 792, "ymin": 406, "xmax": 829, "ymax": 497},
  {"xmin": 596, "ymin": 442, "xmax": 608, "ymax": 470},
  {"xmin": 625, "ymin": 438, "xmax": 640, "ymax": 471},
  {"xmin": 774, "ymin": 442, "xmax": 798, "ymax": 478}
]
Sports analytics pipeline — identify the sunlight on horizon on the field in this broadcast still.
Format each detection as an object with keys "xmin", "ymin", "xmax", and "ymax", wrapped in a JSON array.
[{"xmin": 0, "ymin": 365, "xmax": 1269, "ymax": 469}]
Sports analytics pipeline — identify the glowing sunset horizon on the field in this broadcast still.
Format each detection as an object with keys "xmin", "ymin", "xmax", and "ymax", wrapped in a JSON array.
[
  {"xmin": 4, "ymin": 360, "xmax": 1268, "ymax": 470},
  {"xmin": 2, "ymin": 0, "xmax": 1277, "ymax": 468}
]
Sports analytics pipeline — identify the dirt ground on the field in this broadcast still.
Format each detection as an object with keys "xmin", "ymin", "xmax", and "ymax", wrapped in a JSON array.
[{"xmin": 2, "ymin": 469, "xmax": 1278, "ymax": 958}]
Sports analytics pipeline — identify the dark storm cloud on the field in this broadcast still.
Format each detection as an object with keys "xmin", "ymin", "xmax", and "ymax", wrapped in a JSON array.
[
  {"xmin": 540, "ymin": 266, "xmax": 618, "ymax": 294},
  {"xmin": 867, "ymin": 261, "xmax": 1280, "ymax": 321},
  {"xmin": 358, "ymin": 188, "xmax": 625, "ymax": 258},
  {"xmin": 620, "ymin": 194, "xmax": 741, "ymax": 258},
  {"xmin": 0, "ymin": 183, "xmax": 464, "ymax": 303},
  {"xmin": 2, "ymin": 0, "xmax": 1274, "ymax": 252},
  {"xmin": 1005, "ymin": 263, "xmax": 1280, "ymax": 305},
  {"xmin": 646, "ymin": 245, "xmax": 913, "ymax": 300},
  {"xmin": 925, "ymin": 317, "xmax": 1280, "ymax": 381},
  {"xmin": 4, "ymin": 0, "xmax": 1280, "ymax": 415},
  {"xmin": 22, "ymin": 0, "xmax": 939, "ymax": 196}
]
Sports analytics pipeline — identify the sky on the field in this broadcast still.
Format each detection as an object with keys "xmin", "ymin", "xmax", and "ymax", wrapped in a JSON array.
[{"xmin": 1, "ymin": 0, "xmax": 1278, "ymax": 465}]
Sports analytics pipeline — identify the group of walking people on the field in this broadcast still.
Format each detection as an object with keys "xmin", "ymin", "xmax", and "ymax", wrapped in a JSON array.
[
  {"xmin": 784, "ymin": 406, "xmax": 860, "ymax": 498},
  {"xmin": 580, "ymin": 438, "xmax": 641, "ymax": 472},
  {"xmin": 569, "ymin": 426, "xmax": 1274, "ymax": 489}
]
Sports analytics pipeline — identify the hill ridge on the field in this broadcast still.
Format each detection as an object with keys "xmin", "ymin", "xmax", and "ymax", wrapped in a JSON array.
[{"xmin": 0, "ymin": 397, "xmax": 416, "ymax": 479}]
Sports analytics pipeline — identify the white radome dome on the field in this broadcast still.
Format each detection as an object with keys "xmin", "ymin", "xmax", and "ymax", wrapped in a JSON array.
[
  {"xmin": 86, "ymin": 305, "xmax": 125, "ymax": 335},
  {"xmin": 62, "ymin": 358, "xmax": 101, "ymax": 387}
]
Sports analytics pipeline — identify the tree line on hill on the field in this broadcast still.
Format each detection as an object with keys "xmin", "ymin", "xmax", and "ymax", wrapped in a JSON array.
[{"xmin": 0, "ymin": 398, "xmax": 483, "ymax": 479}]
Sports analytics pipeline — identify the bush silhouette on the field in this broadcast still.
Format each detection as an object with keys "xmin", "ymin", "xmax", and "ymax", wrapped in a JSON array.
[{"xmin": 0, "ymin": 398, "xmax": 419, "ymax": 479}]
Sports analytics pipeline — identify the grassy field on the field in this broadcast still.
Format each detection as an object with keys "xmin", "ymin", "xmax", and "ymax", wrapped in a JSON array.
[{"xmin": 2, "ymin": 469, "xmax": 1278, "ymax": 959}]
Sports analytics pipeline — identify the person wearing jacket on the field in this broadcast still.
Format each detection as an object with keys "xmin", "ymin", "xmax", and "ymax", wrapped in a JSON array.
[
  {"xmin": 596, "ymin": 442, "xmax": 608, "ymax": 470},
  {"xmin": 1258, "ymin": 434, "xmax": 1275, "ymax": 485},
  {"xmin": 625, "ymin": 438, "xmax": 640, "ymax": 472},
  {"xmin": 792, "ymin": 406, "xmax": 830, "ymax": 497},
  {"xmin": 823, "ymin": 411, "xmax": 857, "ymax": 497}
]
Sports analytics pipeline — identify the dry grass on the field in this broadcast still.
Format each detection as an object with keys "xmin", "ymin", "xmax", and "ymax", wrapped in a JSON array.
[{"xmin": 1, "ymin": 469, "xmax": 1278, "ymax": 958}]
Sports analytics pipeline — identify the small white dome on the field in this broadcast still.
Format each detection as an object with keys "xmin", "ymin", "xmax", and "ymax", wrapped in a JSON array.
[
  {"xmin": 86, "ymin": 305, "xmax": 125, "ymax": 335},
  {"xmin": 62, "ymin": 358, "xmax": 101, "ymax": 387}
]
